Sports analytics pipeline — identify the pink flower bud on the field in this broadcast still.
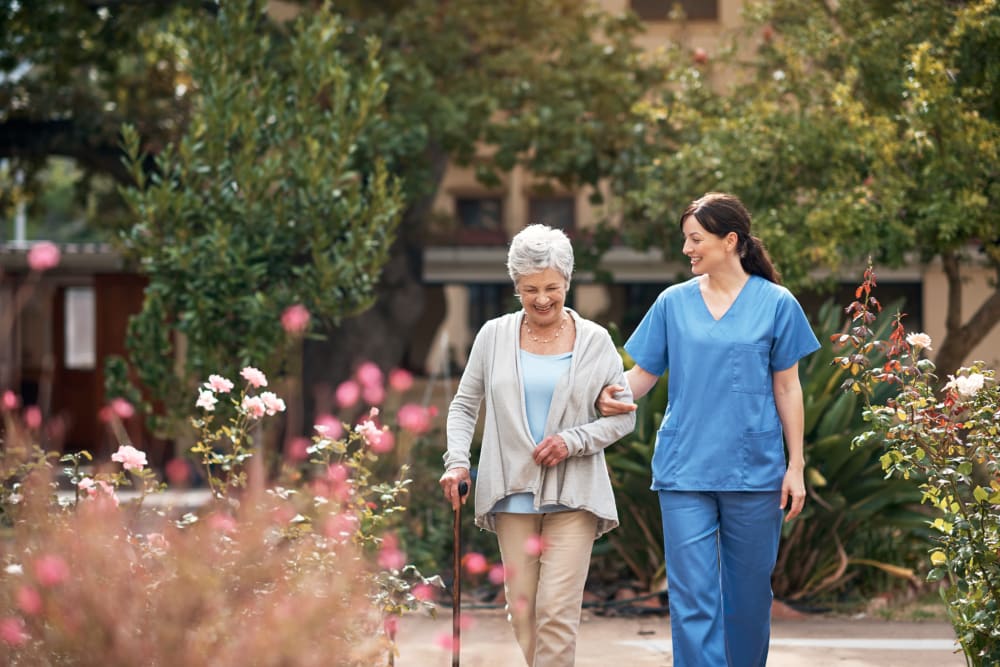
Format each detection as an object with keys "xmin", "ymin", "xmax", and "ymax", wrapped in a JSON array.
[
  {"xmin": 462, "ymin": 552, "xmax": 489, "ymax": 575},
  {"xmin": 335, "ymin": 381, "xmax": 360, "ymax": 409},
  {"xmin": 33, "ymin": 554, "xmax": 70, "ymax": 587},
  {"xmin": 388, "ymin": 368, "xmax": 414, "ymax": 392},
  {"xmin": 281, "ymin": 304, "xmax": 311, "ymax": 334},
  {"xmin": 27, "ymin": 241, "xmax": 60, "ymax": 272}
]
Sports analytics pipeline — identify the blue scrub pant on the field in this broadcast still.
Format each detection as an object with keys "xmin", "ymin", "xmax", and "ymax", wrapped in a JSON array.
[{"xmin": 658, "ymin": 491, "xmax": 783, "ymax": 667}]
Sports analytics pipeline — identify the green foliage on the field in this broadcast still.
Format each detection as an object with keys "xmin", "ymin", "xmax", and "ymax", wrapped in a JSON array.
[
  {"xmin": 617, "ymin": 0, "xmax": 1000, "ymax": 371},
  {"xmin": 112, "ymin": 1, "xmax": 403, "ymax": 431},
  {"xmin": 835, "ymin": 267, "xmax": 1000, "ymax": 662},
  {"xmin": 773, "ymin": 301, "xmax": 927, "ymax": 602}
]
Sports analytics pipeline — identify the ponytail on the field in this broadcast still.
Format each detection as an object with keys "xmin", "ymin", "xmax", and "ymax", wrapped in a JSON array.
[{"xmin": 740, "ymin": 235, "xmax": 782, "ymax": 284}]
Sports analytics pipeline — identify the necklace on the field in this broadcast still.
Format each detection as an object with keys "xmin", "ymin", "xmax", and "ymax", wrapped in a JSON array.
[{"xmin": 522, "ymin": 314, "xmax": 568, "ymax": 344}]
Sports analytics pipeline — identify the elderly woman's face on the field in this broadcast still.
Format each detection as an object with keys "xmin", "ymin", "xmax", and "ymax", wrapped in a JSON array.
[{"xmin": 516, "ymin": 267, "xmax": 567, "ymax": 327}]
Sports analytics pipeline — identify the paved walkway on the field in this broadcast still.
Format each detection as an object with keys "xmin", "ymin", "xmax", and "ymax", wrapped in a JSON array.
[{"xmin": 394, "ymin": 608, "xmax": 964, "ymax": 667}]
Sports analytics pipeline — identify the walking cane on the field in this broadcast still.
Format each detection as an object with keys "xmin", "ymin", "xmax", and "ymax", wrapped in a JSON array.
[{"xmin": 452, "ymin": 480, "xmax": 469, "ymax": 667}]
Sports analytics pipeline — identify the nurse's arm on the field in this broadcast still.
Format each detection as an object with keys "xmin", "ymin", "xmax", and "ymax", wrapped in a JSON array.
[
  {"xmin": 596, "ymin": 365, "xmax": 659, "ymax": 416},
  {"xmin": 773, "ymin": 363, "xmax": 806, "ymax": 523}
]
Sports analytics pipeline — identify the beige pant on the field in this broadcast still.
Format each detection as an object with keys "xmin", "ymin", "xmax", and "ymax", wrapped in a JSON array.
[{"xmin": 494, "ymin": 510, "xmax": 598, "ymax": 667}]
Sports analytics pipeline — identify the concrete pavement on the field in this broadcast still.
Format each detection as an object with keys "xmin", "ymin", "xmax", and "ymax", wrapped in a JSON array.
[{"xmin": 394, "ymin": 608, "xmax": 964, "ymax": 667}]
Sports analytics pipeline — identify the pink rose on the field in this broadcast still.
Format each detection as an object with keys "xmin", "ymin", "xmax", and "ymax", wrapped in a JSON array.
[
  {"xmin": 378, "ymin": 542, "xmax": 406, "ymax": 570},
  {"xmin": 259, "ymin": 391, "xmax": 286, "ymax": 415},
  {"xmin": 1, "ymin": 390, "xmax": 19, "ymax": 411},
  {"xmin": 362, "ymin": 383, "xmax": 385, "ymax": 406},
  {"xmin": 27, "ymin": 241, "xmax": 60, "ymax": 272},
  {"xmin": 208, "ymin": 513, "xmax": 238, "ymax": 534},
  {"xmin": 371, "ymin": 429, "xmax": 394, "ymax": 454},
  {"xmin": 33, "ymin": 554, "xmax": 70, "ymax": 587},
  {"xmin": 109, "ymin": 398, "xmax": 134, "ymax": 419},
  {"xmin": 281, "ymin": 304, "xmax": 311, "ymax": 334},
  {"xmin": 111, "ymin": 444, "xmax": 147, "ymax": 471},
  {"xmin": 462, "ymin": 552, "xmax": 489, "ymax": 575},
  {"xmin": 24, "ymin": 406, "xmax": 41, "ymax": 430},
  {"xmin": 335, "ymin": 380, "xmax": 360, "ymax": 409},
  {"xmin": 240, "ymin": 366, "xmax": 268, "ymax": 388},
  {"xmin": 313, "ymin": 414, "xmax": 344, "ymax": 439},
  {"xmin": 356, "ymin": 361, "xmax": 383, "ymax": 388},
  {"xmin": 204, "ymin": 374, "xmax": 235, "ymax": 393},
  {"xmin": 196, "ymin": 389, "xmax": 218, "ymax": 411},
  {"xmin": 241, "ymin": 395, "xmax": 267, "ymax": 419},
  {"xmin": 388, "ymin": 368, "xmax": 414, "ymax": 392},
  {"xmin": 0, "ymin": 617, "xmax": 28, "ymax": 646},
  {"xmin": 397, "ymin": 403, "xmax": 432, "ymax": 435},
  {"xmin": 165, "ymin": 458, "xmax": 190, "ymax": 486},
  {"xmin": 285, "ymin": 437, "xmax": 310, "ymax": 462},
  {"xmin": 412, "ymin": 583, "xmax": 436, "ymax": 602}
]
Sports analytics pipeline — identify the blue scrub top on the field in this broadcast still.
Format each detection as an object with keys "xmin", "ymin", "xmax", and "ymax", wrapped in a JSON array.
[{"xmin": 624, "ymin": 275, "xmax": 820, "ymax": 491}]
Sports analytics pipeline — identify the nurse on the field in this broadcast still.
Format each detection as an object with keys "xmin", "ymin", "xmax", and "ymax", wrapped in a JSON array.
[{"xmin": 597, "ymin": 192, "xmax": 819, "ymax": 667}]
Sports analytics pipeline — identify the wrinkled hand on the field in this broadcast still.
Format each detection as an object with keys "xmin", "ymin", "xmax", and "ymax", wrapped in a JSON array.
[
  {"xmin": 533, "ymin": 435, "xmax": 569, "ymax": 467},
  {"xmin": 780, "ymin": 465, "xmax": 806, "ymax": 523},
  {"xmin": 439, "ymin": 467, "xmax": 471, "ymax": 511},
  {"xmin": 596, "ymin": 384, "xmax": 637, "ymax": 417}
]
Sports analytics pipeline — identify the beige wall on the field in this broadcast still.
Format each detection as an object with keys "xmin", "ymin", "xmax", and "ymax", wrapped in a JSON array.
[{"xmin": 922, "ymin": 262, "xmax": 1000, "ymax": 371}]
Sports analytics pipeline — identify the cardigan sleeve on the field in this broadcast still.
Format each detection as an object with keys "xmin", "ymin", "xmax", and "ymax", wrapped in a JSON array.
[
  {"xmin": 558, "ymin": 330, "xmax": 636, "ymax": 458},
  {"xmin": 444, "ymin": 320, "xmax": 493, "ymax": 471}
]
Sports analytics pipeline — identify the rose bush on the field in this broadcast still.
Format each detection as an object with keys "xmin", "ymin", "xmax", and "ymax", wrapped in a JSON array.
[
  {"xmin": 0, "ymin": 361, "xmax": 448, "ymax": 665},
  {"xmin": 834, "ymin": 267, "xmax": 1000, "ymax": 662}
]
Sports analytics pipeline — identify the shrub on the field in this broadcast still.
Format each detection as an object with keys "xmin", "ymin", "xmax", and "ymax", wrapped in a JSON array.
[
  {"xmin": 834, "ymin": 266, "xmax": 1000, "ymax": 662},
  {"xmin": 0, "ymin": 364, "xmax": 439, "ymax": 665}
]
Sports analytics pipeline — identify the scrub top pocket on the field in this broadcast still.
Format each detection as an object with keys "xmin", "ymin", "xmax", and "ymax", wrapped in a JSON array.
[{"xmin": 730, "ymin": 343, "xmax": 771, "ymax": 394}]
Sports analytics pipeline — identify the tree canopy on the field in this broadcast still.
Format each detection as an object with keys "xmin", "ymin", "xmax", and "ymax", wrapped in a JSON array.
[{"xmin": 617, "ymin": 0, "xmax": 1000, "ymax": 373}]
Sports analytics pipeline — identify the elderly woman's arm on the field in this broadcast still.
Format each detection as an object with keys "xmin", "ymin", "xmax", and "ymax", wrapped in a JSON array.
[
  {"xmin": 440, "ymin": 322, "xmax": 491, "ymax": 508},
  {"xmin": 534, "ymin": 338, "xmax": 638, "ymax": 466}
]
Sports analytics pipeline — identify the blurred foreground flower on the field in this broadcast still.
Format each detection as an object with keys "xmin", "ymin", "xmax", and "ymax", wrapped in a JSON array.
[{"xmin": 26, "ymin": 241, "xmax": 60, "ymax": 272}]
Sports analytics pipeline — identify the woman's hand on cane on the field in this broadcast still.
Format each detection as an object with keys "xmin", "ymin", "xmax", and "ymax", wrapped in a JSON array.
[{"xmin": 440, "ymin": 467, "xmax": 471, "ymax": 511}]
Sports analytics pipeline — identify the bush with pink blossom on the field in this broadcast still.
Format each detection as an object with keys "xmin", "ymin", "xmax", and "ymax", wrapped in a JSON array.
[{"xmin": 0, "ymin": 360, "xmax": 447, "ymax": 664}]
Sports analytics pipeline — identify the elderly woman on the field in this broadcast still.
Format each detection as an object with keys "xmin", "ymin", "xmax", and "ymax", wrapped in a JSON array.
[{"xmin": 440, "ymin": 224, "xmax": 635, "ymax": 667}]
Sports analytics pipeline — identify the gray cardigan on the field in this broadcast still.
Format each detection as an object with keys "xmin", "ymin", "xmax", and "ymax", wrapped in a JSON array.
[{"xmin": 444, "ymin": 309, "xmax": 636, "ymax": 538}]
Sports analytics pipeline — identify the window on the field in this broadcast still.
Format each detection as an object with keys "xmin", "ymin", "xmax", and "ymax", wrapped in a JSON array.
[
  {"xmin": 64, "ymin": 286, "xmax": 96, "ymax": 370},
  {"xmin": 467, "ymin": 284, "xmax": 511, "ymax": 334},
  {"xmin": 455, "ymin": 196, "xmax": 505, "ymax": 243},
  {"xmin": 630, "ymin": 0, "xmax": 718, "ymax": 21},
  {"xmin": 528, "ymin": 197, "xmax": 576, "ymax": 233}
]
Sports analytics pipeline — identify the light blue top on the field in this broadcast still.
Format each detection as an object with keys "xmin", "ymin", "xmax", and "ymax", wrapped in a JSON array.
[
  {"xmin": 624, "ymin": 275, "xmax": 820, "ymax": 491},
  {"xmin": 492, "ymin": 350, "xmax": 573, "ymax": 513}
]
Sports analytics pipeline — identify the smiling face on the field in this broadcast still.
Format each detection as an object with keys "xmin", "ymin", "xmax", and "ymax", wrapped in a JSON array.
[
  {"xmin": 681, "ymin": 214, "xmax": 738, "ymax": 276},
  {"xmin": 516, "ymin": 267, "xmax": 568, "ymax": 329}
]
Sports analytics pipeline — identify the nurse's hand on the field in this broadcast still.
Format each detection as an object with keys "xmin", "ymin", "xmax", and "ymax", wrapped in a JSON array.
[
  {"xmin": 533, "ymin": 435, "xmax": 569, "ymax": 467},
  {"xmin": 780, "ymin": 465, "xmax": 806, "ymax": 523},
  {"xmin": 440, "ymin": 467, "xmax": 471, "ymax": 511},
  {"xmin": 596, "ymin": 384, "xmax": 637, "ymax": 417}
]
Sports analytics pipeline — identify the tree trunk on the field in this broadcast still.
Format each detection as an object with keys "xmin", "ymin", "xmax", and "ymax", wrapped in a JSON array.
[
  {"xmin": 301, "ymin": 146, "xmax": 450, "ymax": 426},
  {"xmin": 933, "ymin": 256, "xmax": 1000, "ymax": 376}
]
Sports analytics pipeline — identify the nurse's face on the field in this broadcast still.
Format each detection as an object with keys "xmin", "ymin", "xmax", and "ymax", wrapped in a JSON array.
[
  {"xmin": 681, "ymin": 215, "xmax": 737, "ymax": 276},
  {"xmin": 516, "ymin": 267, "xmax": 568, "ymax": 329}
]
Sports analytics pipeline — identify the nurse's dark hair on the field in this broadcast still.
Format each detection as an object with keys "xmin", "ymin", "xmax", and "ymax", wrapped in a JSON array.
[{"xmin": 679, "ymin": 192, "xmax": 782, "ymax": 284}]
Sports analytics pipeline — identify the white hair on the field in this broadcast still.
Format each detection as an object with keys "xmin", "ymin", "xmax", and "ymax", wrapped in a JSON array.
[{"xmin": 506, "ymin": 224, "xmax": 574, "ymax": 287}]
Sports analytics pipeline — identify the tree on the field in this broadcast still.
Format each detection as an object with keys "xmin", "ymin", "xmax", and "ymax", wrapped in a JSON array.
[
  {"xmin": 616, "ymin": 0, "xmax": 1000, "ymax": 375},
  {"xmin": 0, "ymin": 0, "xmax": 202, "ymax": 219},
  {"xmin": 111, "ymin": 0, "xmax": 403, "ymax": 429},
  {"xmin": 299, "ymin": 0, "xmax": 670, "ymax": 396}
]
